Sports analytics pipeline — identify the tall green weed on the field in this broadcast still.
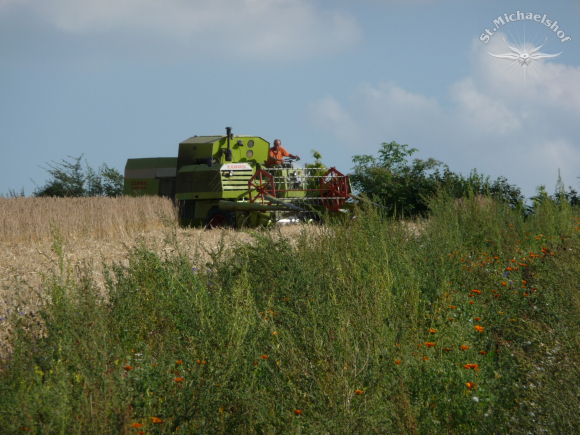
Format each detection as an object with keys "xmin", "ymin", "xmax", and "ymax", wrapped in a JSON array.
[{"xmin": 1, "ymin": 198, "xmax": 579, "ymax": 434}]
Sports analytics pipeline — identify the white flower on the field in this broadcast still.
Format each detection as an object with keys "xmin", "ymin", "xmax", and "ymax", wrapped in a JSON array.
[{"xmin": 472, "ymin": 397, "xmax": 479, "ymax": 403}]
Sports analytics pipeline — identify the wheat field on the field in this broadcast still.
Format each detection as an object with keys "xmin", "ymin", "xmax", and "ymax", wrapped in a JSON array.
[
  {"xmin": 0, "ymin": 197, "xmax": 305, "ymax": 323},
  {"xmin": 0, "ymin": 196, "xmax": 181, "ymax": 243}
]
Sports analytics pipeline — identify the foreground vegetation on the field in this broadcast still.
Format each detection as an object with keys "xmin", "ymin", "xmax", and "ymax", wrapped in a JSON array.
[{"xmin": 1, "ymin": 195, "xmax": 579, "ymax": 434}]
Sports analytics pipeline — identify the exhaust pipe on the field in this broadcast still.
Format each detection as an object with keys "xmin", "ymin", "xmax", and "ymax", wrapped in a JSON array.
[{"xmin": 225, "ymin": 126, "xmax": 233, "ymax": 162}]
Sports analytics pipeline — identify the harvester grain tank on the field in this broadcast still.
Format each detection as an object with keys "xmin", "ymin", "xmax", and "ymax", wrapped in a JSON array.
[{"xmin": 124, "ymin": 127, "xmax": 352, "ymax": 228}]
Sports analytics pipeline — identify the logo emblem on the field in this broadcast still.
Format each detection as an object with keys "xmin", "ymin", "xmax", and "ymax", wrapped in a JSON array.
[{"xmin": 489, "ymin": 38, "xmax": 561, "ymax": 67}]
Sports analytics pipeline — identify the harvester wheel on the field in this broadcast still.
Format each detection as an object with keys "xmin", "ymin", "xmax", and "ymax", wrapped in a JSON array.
[
  {"xmin": 205, "ymin": 208, "xmax": 236, "ymax": 229},
  {"xmin": 320, "ymin": 167, "xmax": 349, "ymax": 212},
  {"xmin": 248, "ymin": 169, "xmax": 275, "ymax": 205}
]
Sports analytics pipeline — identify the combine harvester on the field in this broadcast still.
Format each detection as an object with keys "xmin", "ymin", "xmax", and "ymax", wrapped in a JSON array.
[{"xmin": 124, "ymin": 127, "xmax": 358, "ymax": 228}]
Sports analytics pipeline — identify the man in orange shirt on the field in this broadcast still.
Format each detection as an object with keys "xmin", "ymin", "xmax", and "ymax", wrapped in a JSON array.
[{"xmin": 265, "ymin": 139, "xmax": 300, "ymax": 167}]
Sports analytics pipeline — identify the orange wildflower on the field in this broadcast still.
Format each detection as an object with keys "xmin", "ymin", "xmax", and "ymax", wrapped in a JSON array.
[
  {"xmin": 355, "ymin": 389, "xmax": 363, "ymax": 395},
  {"xmin": 429, "ymin": 328, "xmax": 436, "ymax": 334},
  {"xmin": 472, "ymin": 289, "xmax": 481, "ymax": 294},
  {"xmin": 395, "ymin": 359, "xmax": 401, "ymax": 365},
  {"xmin": 479, "ymin": 351, "xmax": 487, "ymax": 355},
  {"xmin": 474, "ymin": 325, "xmax": 484, "ymax": 332},
  {"xmin": 463, "ymin": 364, "xmax": 479, "ymax": 371},
  {"xmin": 466, "ymin": 382, "xmax": 475, "ymax": 389},
  {"xmin": 444, "ymin": 348, "xmax": 452, "ymax": 352},
  {"xmin": 507, "ymin": 267, "xmax": 512, "ymax": 271},
  {"xmin": 174, "ymin": 377, "xmax": 183, "ymax": 383},
  {"xmin": 124, "ymin": 365, "xmax": 132, "ymax": 371},
  {"xmin": 202, "ymin": 361, "xmax": 206, "ymax": 365},
  {"xmin": 294, "ymin": 409, "xmax": 302, "ymax": 415},
  {"xmin": 151, "ymin": 417, "xmax": 163, "ymax": 424},
  {"xmin": 424, "ymin": 342, "xmax": 436, "ymax": 348},
  {"xmin": 131, "ymin": 423, "xmax": 143, "ymax": 428},
  {"xmin": 510, "ymin": 259, "xmax": 516, "ymax": 263},
  {"xmin": 176, "ymin": 359, "xmax": 182, "ymax": 365},
  {"xmin": 522, "ymin": 280, "xmax": 527, "ymax": 285},
  {"xmin": 196, "ymin": 360, "xmax": 201, "ymax": 364},
  {"xmin": 494, "ymin": 256, "xmax": 499, "ymax": 260},
  {"xmin": 474, "ymin": 317, "xmax": 480, "ymax": 321},
  {"xmin": 262, "ymin": 355, "xmax": 268, "ymax": 360},
  {"xmin": 449, "ymin": 318, "xmax": 453, "ymax": 321},
  {"xmin": 449, "ymin": 305, "xmax": 456, "ymax": 309},
  {"xmin": 253, "ymin": 361, "xmax": 258, "ymax": 366},
  {"xmin": 501, "ymin": 282, "xmax": 507, "ymax": 287},
  {"xmin": 423, "ymin": 356, "xmax": 429, "ymax": 361},
  {"xmin": 469, "ymin": 301, "xmax": 475, "ymax": 304},
  {"xmin": 460, "ymin": 345, "xmax": 469, "ymax": 351}
]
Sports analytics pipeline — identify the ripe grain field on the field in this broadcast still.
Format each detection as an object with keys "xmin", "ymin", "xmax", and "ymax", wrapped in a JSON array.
[
  {"xmin": 1, "ymin": 195, "xmax": 579, "ymax": 434},
  {"xmin": 0, "ymin": 197, "xmax": 304, "ymax": 347}
]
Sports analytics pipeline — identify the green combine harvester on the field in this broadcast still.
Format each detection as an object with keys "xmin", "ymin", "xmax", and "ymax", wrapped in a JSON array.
[{"xmin": 124, "ymin": 127, "xmax": 353, "ymax": 228}]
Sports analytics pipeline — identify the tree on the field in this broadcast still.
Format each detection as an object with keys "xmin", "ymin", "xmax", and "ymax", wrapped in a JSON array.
[
  {"xmin": 304, "ymin": 150, "xmax": 326, "ymax": 170},
  {"xmin": 351, "ymin": 141, "xmax": 524, "ymax": 218},
  {"xmin": 351, "ymin": 141, "xmax": 443, "ymax": 217},
  {"xmin": 527, "ymin": 170, "xmax": 580, "ymax": 213},
  {"xmin": 33, "ymin": 155, "xmax": 124, "ymax": 197}
]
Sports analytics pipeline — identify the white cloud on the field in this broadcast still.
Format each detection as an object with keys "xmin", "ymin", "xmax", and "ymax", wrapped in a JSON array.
[
  {"xmin": 1, "ymin": 0, "xmax": 363, "ymax": 62},
  {"xmin": 354, "ymin": 82, "xmax": 442, "ymax": 130},
  {"xmin": 449, "ymin": 78, "xmax": 521, "ymax": 135},
  {"xmin": 306, "ymin": 96, "xmax": 360, "ymax": 144},
  {"xmin": 518, "ymin": 138, "xmax": 580, "ymax": 190},
  {"xmin": 306, "ymin": 35, "xmax": 580, "ymax": 197},
  {"xmin": 472, "ymin": 33, "xmax": 580, "ymax": 114}
]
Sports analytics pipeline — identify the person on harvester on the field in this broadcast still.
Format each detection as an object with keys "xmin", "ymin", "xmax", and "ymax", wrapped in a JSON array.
[{"xmin": 265, "ymin": 139, "xmax": 300, "ymax": 167}]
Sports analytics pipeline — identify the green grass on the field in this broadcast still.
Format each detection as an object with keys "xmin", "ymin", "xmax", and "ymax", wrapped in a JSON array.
[{"xmin": 2, "ymin": 195, "xmax": 580, "ymax": 434}]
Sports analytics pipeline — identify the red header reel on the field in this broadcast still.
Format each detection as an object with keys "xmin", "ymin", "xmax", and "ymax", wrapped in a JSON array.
[
  {"xmin": 320, "ymin": 167, "xmax": 350, "ymax": 211},
  {"xmin": 248, "ymin": 169, "xmax": 275, "ymax": 205}
]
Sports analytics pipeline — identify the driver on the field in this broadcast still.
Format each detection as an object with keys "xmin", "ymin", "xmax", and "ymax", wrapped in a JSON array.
[{"xmin": 265, "ymin": 139, "xmax": 300, "ymax": 167}]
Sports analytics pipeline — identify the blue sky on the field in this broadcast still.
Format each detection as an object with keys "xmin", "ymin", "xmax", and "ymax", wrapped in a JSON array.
[{"xmin": 1, "ymin": 0, "xmax": 579, "ymax": 199}]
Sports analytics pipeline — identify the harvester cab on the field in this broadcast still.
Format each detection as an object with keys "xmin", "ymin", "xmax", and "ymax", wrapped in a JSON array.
[{"xmin": 124, "ymin": 127, "xmax": 352, "ymax": 228}]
